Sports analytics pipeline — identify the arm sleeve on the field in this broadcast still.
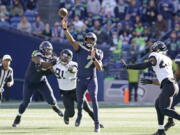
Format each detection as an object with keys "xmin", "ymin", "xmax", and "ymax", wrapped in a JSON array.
[{"xmin": 127, "ymin": 61, "xmax": 153, "ymax": 70}]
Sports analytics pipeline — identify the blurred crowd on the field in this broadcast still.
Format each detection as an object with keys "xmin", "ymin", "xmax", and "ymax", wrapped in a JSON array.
[{"xmin": 0, "ymin": 0, "xmax": 180, "ymax": 79}]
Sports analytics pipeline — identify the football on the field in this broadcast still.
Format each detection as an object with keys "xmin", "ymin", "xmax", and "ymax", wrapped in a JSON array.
[{"xmin": 58, "ymin": 8, "xmax": 68, "ymax": 18}]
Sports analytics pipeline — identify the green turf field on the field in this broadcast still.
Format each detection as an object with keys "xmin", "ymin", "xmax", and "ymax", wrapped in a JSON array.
[{"xmin": 0, "ymin": 106, "xmax": 180, "ymax": 135}]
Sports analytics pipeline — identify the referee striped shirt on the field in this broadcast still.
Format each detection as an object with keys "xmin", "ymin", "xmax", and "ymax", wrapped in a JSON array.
[{"xmin": 0, "ymin": 64, "xmax": 14, "ymax": 90}]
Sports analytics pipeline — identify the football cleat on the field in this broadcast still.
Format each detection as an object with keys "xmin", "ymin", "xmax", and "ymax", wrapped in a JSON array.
[
  {"xmin": 75, "ymin": 115, "xmax": 82, "ymax": 127},
  {"xmin": 64, "ymin": 116, "xmax": 69, "ymax": 125},
  {"xmin": 94, "ymin": 123, "xmax": 100, "ymax": 132},
  {"xmin": 152, "ymin": 129, "xmax": 166, "ymax": 135},
  {"xmin": 12, "ymin": 115, "xmax": 21, "ymax": 127},
  {"xmin": 100, "ymin": 123, "xmax": 104, "ymax": 128},
  {"xmin": 164, "ymin": 120, "xmax": 175, "ymax": 131}
]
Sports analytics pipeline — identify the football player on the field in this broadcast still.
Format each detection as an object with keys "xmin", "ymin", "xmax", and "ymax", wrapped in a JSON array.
[
  {"xmin": 12, "ymin": 41, "xmax": 63, "ymax": 127},
  {"xmin": 51, "ymin": 49, "xmax": 103, "ymax": 128},
  {"xmin": 141, "ymin": 53, "xmax": 180, "ymax": 132},
  {"xmin": 121, "ymin": 41, "xmax": 180, "ymax": 135},
  {"xmin": 61, "ymin": 18, "xmax": 103, "ymax": 132}
]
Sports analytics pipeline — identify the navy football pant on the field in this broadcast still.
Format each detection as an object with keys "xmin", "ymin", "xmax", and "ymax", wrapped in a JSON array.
[
  {"xmin": 155, "ymin": 78, "xmax": 179, "ymax": 125},
  {"xmin": 19, "ymin": 81, "xmax": 56, "ymax": 114},
  {"xmin": 76, "ymin": 77, "xmax": 99, "ymax": 124}
]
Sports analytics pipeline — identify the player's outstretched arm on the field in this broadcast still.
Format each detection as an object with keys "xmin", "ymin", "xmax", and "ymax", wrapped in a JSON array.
[
  {"xmin": 141, "ymin": 78, "xmax": 160, "ymax": 85},
  {"xmin": 61, "ymin": 18, "xmax": 79, "ymax": 50},
  {"xmin": 32, "ymin": 56, "xmax": 56, "ymax": 69},
  {"xmin": 121, "ymin": 57, "xmax": 156, "ymax": 70}
]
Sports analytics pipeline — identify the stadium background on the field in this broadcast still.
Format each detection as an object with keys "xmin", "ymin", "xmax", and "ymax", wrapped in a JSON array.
[{"xmin": 0, "ymin": 0, "xmax": 179, "ymax": 104}]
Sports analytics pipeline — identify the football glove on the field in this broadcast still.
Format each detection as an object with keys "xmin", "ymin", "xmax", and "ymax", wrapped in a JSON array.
[{"xmin": 140, "ymin": 79, "xmax": 153, "ymax": 85}]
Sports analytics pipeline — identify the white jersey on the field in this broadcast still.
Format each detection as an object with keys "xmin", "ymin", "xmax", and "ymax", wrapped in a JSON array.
[
  {"xmin": 149, "ymin": 52, "xmax": 174, "ymax": 83},
  {"xmin": 53, "ymin": 61, "xmax": 78, "ymax": 91}
]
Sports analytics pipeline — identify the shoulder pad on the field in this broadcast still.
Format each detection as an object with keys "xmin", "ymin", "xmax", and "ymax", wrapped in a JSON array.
[{"xmin": 32, "ymin": 50, "xmax": 43, "ymax": 57}]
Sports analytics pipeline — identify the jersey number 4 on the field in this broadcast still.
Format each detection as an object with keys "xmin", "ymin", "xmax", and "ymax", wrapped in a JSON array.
[{"xmin": 159, "ymin": 60, "xmax": 167, "ymax": 68}]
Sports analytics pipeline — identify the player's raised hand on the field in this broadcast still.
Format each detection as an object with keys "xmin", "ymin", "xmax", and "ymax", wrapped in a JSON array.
[
  {"xmin": 120, "ymin": 59, "xmax": 128, "ymax": 69},
  {"xmin": 140, "ymin": 78, "xmax": 153, "ymax": 85},
  {"xmin": 61, "ymin": 18, "xmax": 68, "ymax": 29}
]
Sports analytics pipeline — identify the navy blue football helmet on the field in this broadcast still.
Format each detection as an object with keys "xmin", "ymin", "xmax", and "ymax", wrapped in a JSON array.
[
  {"xmin": 60, "ymin": 49, "xmax": 73, "ymax": 65},
  {"xmin": 84, "ymin": 32, "xmax": 97, "ymax": 48},
  {"xmin": 39, "ymin": 41, "xmax": 53, "ymax": 56}
]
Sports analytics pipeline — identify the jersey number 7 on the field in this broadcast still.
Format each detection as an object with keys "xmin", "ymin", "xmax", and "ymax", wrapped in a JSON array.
[{"xmin": 85, "ymin": 55, "xmax": 93, "ymax": 69}]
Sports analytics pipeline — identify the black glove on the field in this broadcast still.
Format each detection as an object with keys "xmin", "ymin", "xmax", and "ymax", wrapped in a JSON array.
[
  {"xmin": 140, "ymin": 79, "xmax": 153, "ymax": 85},
  {"xmin": 120, "ymin": 59, "xmax": 128, "ymax": 69}
]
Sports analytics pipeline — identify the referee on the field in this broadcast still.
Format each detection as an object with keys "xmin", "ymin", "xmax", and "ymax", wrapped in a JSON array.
[{"xmin": 0, "ymin": 54, "xmax": 14, "ymax": 102}]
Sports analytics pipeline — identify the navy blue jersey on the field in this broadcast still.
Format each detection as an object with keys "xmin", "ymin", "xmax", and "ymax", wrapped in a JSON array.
[
  {"xmin": 24, "ymin": 50, "xmax": 53, "ymax": 83},
  {"xmin": 76, "ymin": 44, "xmax": 103, "ymax": 78}
]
